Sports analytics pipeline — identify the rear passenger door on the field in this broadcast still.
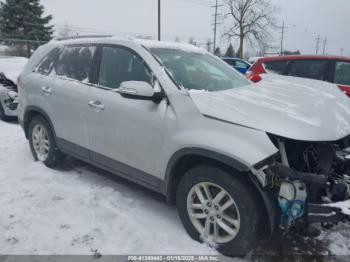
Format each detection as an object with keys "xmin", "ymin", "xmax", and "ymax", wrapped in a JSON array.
[
  {"xmin": 50, "ymin": 45, "xmax": 96, "ymax": 159},
  {"xmin": 87, "ymin": 45, "xmax": 167, "ymax": 181}
]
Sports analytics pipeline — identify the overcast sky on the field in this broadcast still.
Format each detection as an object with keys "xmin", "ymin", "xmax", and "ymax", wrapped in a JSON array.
[{"xmin": 41, "ymin": 0, "xmax": 349, "ymax": 56}]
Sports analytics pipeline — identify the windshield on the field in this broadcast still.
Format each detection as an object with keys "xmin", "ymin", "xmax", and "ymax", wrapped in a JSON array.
[{"xmin": 151, "ymin": 48, "xmax": 250, "ymax": 92}]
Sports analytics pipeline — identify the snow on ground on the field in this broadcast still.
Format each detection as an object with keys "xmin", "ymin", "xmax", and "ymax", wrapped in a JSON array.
[
  {"xmin": 0, "ymin": 120, "xmax": 216, "ymax": 255},
  {"xmin": 1, "ymin": 119, "xmax": 350, "ymax": 258}
]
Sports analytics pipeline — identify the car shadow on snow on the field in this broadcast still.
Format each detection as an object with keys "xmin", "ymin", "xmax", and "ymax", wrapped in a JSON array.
[
  {"xmin": 56, "ymin": 156, "xmax": 166, "ymax": 203},
  {"xmin": 252, "ymin": 231, "xmax": 331, "ymax": 261}
]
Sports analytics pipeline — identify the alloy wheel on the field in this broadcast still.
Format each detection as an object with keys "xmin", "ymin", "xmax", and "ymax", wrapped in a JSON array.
[{"xmin": 186, "ymin": 182, "xmax": 241, "ymax": 244}]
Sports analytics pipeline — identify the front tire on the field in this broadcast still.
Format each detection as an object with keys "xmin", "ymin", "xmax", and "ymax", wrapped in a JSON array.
[
  {"xmin": 176, "ymin": 165, "xmax": 261, "ymax": 256},
  {"xmin": 28, "ymin": 115, "xmax": 65, "ymax": 167}
]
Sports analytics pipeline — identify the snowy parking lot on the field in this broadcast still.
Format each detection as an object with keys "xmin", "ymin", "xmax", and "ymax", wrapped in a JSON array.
[{"xmin": 1, "ymin": 119, "xmax": 350, "ymax": 258}]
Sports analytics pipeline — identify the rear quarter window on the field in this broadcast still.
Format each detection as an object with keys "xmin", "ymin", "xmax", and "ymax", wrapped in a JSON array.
[{"xmin": 36, "ymin": 48, "xmax": 61, "ymax": 75}]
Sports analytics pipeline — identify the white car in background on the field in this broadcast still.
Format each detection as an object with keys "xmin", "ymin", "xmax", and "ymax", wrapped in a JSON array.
[{"xmin": 0, "ymin": 56, "xmax": 28, "ymax": 121}]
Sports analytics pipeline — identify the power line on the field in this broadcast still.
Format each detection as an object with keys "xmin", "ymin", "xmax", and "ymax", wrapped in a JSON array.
[{"xmin": 212, "ymin": 0, "xmax": 223, "ymax": 53}]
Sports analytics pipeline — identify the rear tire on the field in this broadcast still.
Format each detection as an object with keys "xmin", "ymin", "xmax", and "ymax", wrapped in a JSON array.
[
  {"xmin": 28, "ymin": 115, "xmax": 65, "ymax": 167},
  {"xmin": 176, "ymin": 165, "xmax": 261, "ymax": 256}
]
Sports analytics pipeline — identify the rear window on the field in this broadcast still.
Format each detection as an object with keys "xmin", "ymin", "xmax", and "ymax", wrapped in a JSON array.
[
  {"xmin": 54, "ymin": 46, "xmax": 96, "ymax": 82},
  {"xmin": 288, "ymin": 60, "xmax": 326, "ymax": 80},
  {"xmin": 264, "ymin": 61, "xmax": 288, "ymax": 74},
  {"xmin": 36, "ymin": 48, "xmax": 61, "ymax": 75},
  {"xmin": 334, "ymin": 61, "xmax": 350, "ymax": 86}
]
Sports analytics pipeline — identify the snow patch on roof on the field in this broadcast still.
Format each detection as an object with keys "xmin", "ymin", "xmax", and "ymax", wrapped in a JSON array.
[{"xmin": 135, "ymin": 39, "xmax": 207, "ymax": 54}]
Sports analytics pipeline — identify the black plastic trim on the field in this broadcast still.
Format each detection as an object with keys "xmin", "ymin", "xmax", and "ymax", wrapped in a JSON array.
[
  {"xmin": 162, "ymin": 147, "xmax": 250, "ymax": 196},
  {"xmin": 56, "ymin": 138, "xmax": 90, "ymax": 160},
  {"xmin": 23, "ymin": 106, "xmax": 57, "ymax": 139}
]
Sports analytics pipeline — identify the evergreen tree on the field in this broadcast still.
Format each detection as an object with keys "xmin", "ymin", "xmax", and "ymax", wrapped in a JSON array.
[
  {"xmin": 225, "ymin": 43, "xmax": 235, "ymax": 57},
  {"xmin": 0, "ymin": 0, "xmax": 53, "ymax": 57}
]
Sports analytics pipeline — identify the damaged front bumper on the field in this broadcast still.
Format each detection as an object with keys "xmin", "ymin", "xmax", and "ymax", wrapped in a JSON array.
[
  {"xmin": 1, "ymin": 90, "xmax": 18, "ymax": 116},
  {"xmin": 255, "ymin": 161, "xmax": 350, "ymax": 231}
]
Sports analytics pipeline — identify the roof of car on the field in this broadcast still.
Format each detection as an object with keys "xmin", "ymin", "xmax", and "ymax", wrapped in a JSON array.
[
  {"xmin": 50, "ymin": 36, "xmax": 207, "ymax": 54},
  {"xmin": 256, "ymin": 55, "xmax": 350, "ymax": 62}
]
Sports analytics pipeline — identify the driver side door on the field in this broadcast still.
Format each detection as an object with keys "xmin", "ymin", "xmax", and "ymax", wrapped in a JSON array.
[{"xmin": 87, "ymin": 45, "xmax": 168, "ymax": 186}]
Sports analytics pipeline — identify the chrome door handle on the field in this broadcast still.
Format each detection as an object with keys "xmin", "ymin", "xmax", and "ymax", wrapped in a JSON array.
[
  {"xmin": 41, "ymin": 86, "xmax": 52, "ymax": 95},
  {"xmin": 88, "ymin": 101, "xmax": 105, "ymax": 111}
]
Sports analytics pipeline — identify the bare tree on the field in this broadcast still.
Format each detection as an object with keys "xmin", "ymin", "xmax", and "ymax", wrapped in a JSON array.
[{"xmin": 224, "ymin": 0, "xmax": 277, "ymax": 58}]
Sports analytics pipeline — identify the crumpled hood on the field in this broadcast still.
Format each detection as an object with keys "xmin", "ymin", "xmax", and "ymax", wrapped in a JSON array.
[
  {"xmin": 190, "ymin": 75, "xmax": 350, "ymax": 142},
  {"xmin": 0, "ymin": 57, "xmax": 28, "ymax": 83}
]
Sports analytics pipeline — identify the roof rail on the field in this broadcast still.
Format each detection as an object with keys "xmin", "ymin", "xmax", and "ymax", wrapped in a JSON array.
[{"xmin": 54, "ymin": 35, "xmax": 114, "ymax": 41}]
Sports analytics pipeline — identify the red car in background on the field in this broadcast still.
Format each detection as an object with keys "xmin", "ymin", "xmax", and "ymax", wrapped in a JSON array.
[{"xmin": 247, "ymin": 55, "xmax": 350, "ymax": 97}]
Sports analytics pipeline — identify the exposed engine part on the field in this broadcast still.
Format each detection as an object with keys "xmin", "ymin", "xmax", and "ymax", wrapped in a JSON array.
[
  {"xmin": 278, "ymin": 139, "xmax": 290, "ymax": 167},
  {"xmin": 278, "ymin": 181, "xmax": 307, "ymax": 229},
  {"xmin": 265, "ymin": 135, "xmax": 350, "ymax": 229},
  {"xmin": 0, "ymin": 72, "xmax": 17, "ymax": 90},
  {"xmin": 329, "ymin": 174, "xmax": 350, "ymax": 201},
  {"xmin": 269, "ymin": 163, "xmax": 327, "ymax": 185}
]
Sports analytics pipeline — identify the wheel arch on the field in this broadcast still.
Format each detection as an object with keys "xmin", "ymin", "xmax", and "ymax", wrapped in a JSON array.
[
  {"xmin": 162, "ymin": 147, "xmax": 277, "ymax": 238},
  {"xmin": 23, "ymin": 106, "xmax": 56, "ymax": 139}
]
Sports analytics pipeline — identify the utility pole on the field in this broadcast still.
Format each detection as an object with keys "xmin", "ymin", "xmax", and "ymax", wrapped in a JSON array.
[
  {"xmin": 315, "ymin": 34, "xmax": 321, "ymax": 54},
  {"xmin": 158, "ymin": 0, "xmax": 161, "ymax": 41},
  {"xmin": 322, "ymin": 37, "xmax": 327, "ymax": 55},
  {"xmin": 280, "ymin": 21, "xmax": 285, "ymax": 55},
  {"xmin": 212, "ymin": 0, "xmax": 223, "ymax": 53}
]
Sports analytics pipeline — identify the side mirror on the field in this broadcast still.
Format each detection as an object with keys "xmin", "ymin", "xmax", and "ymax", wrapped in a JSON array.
[
  {"xmin": 249, "ymin": 74, "xmax": 262, "ymax": 83},
  {"xmin": 117, "ymin": 81, "xmax": 163, "ymax": 102}
]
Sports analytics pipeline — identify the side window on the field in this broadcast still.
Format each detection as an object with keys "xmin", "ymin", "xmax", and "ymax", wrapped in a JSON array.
[
  {"xmin": 36, "ymin": 48, "xmax": 61, "ymax": 75},
  {"xmin": 334, "ymin": 61, "xmax": 350, "ymax": 86},
  {"xmin": 288, "ymin": 60, "xmax": 326, "ymax": 80},
  {"xmin": 235, "ymin": 60, "xmax": 249, "ymax": 69},
  {"xmin": 98, "ymin": 46, "xmax": 152, "ymax": 89},
  {"xmin": 264, "ymin": 61, "xmax": 287, "ymax": 74},
  {"xmin": 223, "ymin": 59, "xmax": 235, "ymax": 66},
  {"xmin": 55, "ymin": 46, "xmax": 96, "ymax": 82}
]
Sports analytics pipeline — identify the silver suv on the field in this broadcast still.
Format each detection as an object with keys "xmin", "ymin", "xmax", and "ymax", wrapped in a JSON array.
[{"xmin": 18, "ymin": 37, "xmax": 350, "ymax": 256}]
